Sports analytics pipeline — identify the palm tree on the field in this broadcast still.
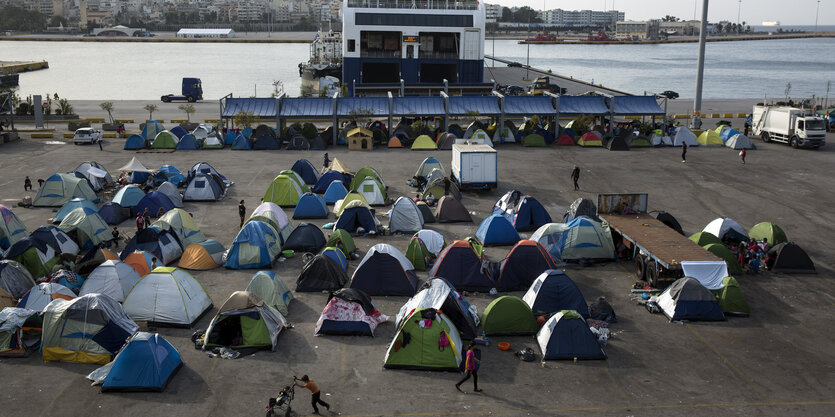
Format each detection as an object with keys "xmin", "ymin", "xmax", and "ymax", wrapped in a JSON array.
[
  {"xmin": 178, "ymin": 103, "xmax": 195, "ymax": 122},
  {"xmin": 99, "ymin": 101, "xmax": 115, "ymax": 124},
  {"xmin": 143, "ymin": 104, "xmax": 158, "ymax": 121}
]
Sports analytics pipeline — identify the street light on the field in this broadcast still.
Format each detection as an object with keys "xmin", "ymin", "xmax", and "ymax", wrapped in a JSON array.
[
  {"xmin": 691, "ymin": 0, "xmax": 709, "ymax": 129},
  {"xmin": 737, "ymin": 0, "xmax": 741, "ymax": 25},
  {"xmin": 815, "ymin": 0, "xmax": 821, "ymax": 32}
]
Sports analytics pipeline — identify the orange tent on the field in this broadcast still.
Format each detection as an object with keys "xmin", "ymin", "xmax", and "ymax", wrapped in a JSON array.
[
  {"xmin": 101, "ymin": 248, "xmax": 119, "ymax": 261},
  {"xmin": 122, "ymin": 250, "xmax": 157, "ymax": 276},
  {"xmin": 388, "ymin": 137, "xmax": 403, "ymax": 148},
  {"xmin": 555, "ymin": 134, "xmax": 576, "ymax": 146}
]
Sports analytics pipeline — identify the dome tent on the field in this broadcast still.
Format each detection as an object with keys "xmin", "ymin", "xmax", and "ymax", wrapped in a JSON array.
[
  {"xmin": 434, "ymin": 196, "xmax": 472, "ymax": 223},
  {"xmin": 556, "ymin": 217, "xmax": 616, "ymax": 262},
  {"xmin": 491, "ymin": 190, "xmax": 552, "ymax": 231},
  {"xmin": 315, "ymin": 288, "xmax": 389, "ymax": 336},
  {"xmin": 74, "ymin": 161, "xmax": 114, "ymax": 192},
  {"xmin": 293, "ymin": 193, "xmax": 329, "ymax": 219},
  {"xmin": 656, "ymin": 277, "xmax": 725, "ymax": 321},
  {"xmin": 672, "ymin": 127, "xmax": 698, "ymax": 146},
  {"xmin": 156, "ymin": 182, "xmax": 183, "ymax": 208},
  {"xmin": 152, "ymin": 208, "xmax": 207, "ymax": 247},
  {"xmin": 766, "ymin": 242, "xmax": 816, "ymax": 274},
  {"xmin": 291, "ymin": 159, "xmax": 320, "ymax": 185},
  {"xmin": 248, "ymin": 203, "xmax": 294, "ymax": 245},
  {"xmin": 245, "ymin": 270, "xmax": 293, "ymax": 316},
  {"xmin": 282, "ymin": 223, "xmax": 326, "ymax": 253},
  {"xmin": 17, "ymin": 282, "xmax": 76, "ymax": 312},
  {"xmin": 225, "ymin": 221, "xmax": 281, "ymax": 269},
  {"xmin": 124, "ymin": 134, "xmax": 148, "ymax": 150},
  {"xmin": 481, "ymin": 295, "xmax": 538, "ymax": 336},
  {"xmin": 322, "ymin": 181, "xmax": 349, "ymax": 205},
  {"xmin": 296, "ymin": 254, "xmax": 348, "ymax": 292},
  {"xmin": 30, "ymin": 225, "xmax": 79, "ymax": 255},
  {"xmin": 0, "ymin": 260, "xmax": 36, "ymax": 299},
  {"xmin": 122, "ymin": 250, "xmax": 158, "ymax": 276},
  {"xmin": 429, "ymin": 240, "xmax": 493, "ymax": 292},
  {"xmin": 313, "ymin": 170, "xmax": 350, "ymax": 194},
  {"xmin": 58, "ymin": 208, "xmax": 111, "ymax": 250},
  {"xmin": 405, "ymin": 235, "xmax": 432, "ymax": 271},
  {"xmin": 178, "ymin": 240, "xmax": 226, "ymax": 270},
  {"xmin": 748, "ymin": 222, "xmax": 788, "ymax": 246},
  {"xmin": 53, "ymin": 198, "xmax": 99, "ymax": 224},
  {"xmin": 202, "ymin": 291, "xmax": 288, "ymax": 352},
  {"xmin": 388, "ymin": 197, "xmax": 424, "ymax": 234},
  {"xmin": 475, "ymin": 214, "xmax": 520, "ymax": 246},
  {"xmin": 384, "ymin": 308, "xmax": 462, "ymax": 371},
  {"xmin": 396, "ymin": 278, "xmax": 478, "ymax": 340},
  {"xmin": 321, "ymin": 246, "xmax": 348, "ymax": 270},
  {"xmin": 335, "ymin": 201, "xmax": 378, "ymax": 235},
  {"xmin": 703, "ymin": 243, "xmax": 742, "ymax": 274},
  {"xmin": 113, "ymin": 185, "xmax": 145, "ymax": 207},
  {"xmin": 0, "ymin": 205, "xmax": 28, "ymax": 251},
  {"xmin": 135, "ymin": 192, "xmax": 176, "ymax": 218},
  {"xmin": 349, "ymin": 243, "xmax": 419, "ymax": 296},
  {"xmin": 98, "ymin": 202, "xmax": 129, "ymax": 225},
  {"xmin": 33, "ymin": 173, "xmax": 98, "ymax": 207},
  {"xmin": 530, "ymin": 223, "xmax": 570, "ymax": 261},
  {"xmin": 121, "ymin": 227, "xmax": 183, "ymax": 266},
  {"xmin": 5, "ymin": 239, "xmax": 59, "ymax": 280},
  {"xmin": 495, "ymin": 240, "xmax": 557, "ymax": 291},
  {"xmin": 79, "ymin": 260, "xmax": 143, "ymax": 302},
  {"xmin": 122, "ymin": 267, "xmax": 213, "ymax": 327},
  {"xmin": 97, "ymin": 332, "xmax": 183, "ymax": 392},
  {"xmin": 263, "ymin": 175, "xmax": 304, "ymax": 207},
  {"xmin": 537, "ymin": 310, "xmax": 606, "ymax": 360},
  {"xmin": 713, "ymin": 276, "xmax": 750, "ymax": 316},
  {"xmin": 523, "ymin": 270, "xmax": 589, "ymax": 317}
]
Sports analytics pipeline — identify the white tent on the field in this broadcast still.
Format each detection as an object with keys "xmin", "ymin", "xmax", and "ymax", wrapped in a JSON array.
[
  {"xmin": 156, "ymin": 182, "xmax": 183, "ymax": 208},
  {"xmin": 415, "ymin": 229, "xmax": 445, "ymax": 256},
  {"xmin": 725, "ymin": 134, "xmax": 754, "ymax": 149},
  {"xmin": 357, "ymin": 243, "xmax": 415, "ymax": 272},
  {"xmin": 649, "ymin": 133, "xmax": 672, "ymax": 146},
  {"xmin": 122, "ymin": 267, "xmax": 212, "ymax": 326},
  {"xmin": 80, "ymin": 260, "xmax": 142, "ymax": 302},
  {"xmin": 703, "ymin": 217, "xmax": 748, "ymax": 242},
  {"xmin": 17, "ymin": 282, "xmax": 76, "ymax": 312},
  {"xmin": 388, "ymin": 197, "xmax": 424, "ymax": 234},
  {"xmin": 118, "ymin": 157, "xmax": 155, "ymax": 173},
  {"xmin": 672, "ymin": 127, "xmax": 699, "ymax": 146},
  {"xmin": 356, "ymin": 177, "xmax": 386, "ymax": 206},
  {"xmin": 74, "ymin": 162, "xmax": 113, "ymax": 192}
]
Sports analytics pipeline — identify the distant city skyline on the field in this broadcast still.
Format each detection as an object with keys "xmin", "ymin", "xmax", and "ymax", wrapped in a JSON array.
[{"xmin": 492, "ymin": 0, "xmax": 834, "ymax": 26}]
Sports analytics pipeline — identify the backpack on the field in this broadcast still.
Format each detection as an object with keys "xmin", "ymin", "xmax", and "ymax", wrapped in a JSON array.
[
  {"xmin": 438, "ymin": 330, "xmax": 450, "ymax": 350},
  {"xmin": 472, "ymin": 348, "xmax": 482, "ymax": 371}
]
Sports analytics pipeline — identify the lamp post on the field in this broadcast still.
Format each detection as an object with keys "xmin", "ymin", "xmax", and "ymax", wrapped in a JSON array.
[
  {"xmin": 737, "ymin": 0, "xmax": 741, "ymax": 25},
  {"xmin": 815, "ymin": 0, "xmax": 821, "ymax": 32},
  {"xmin": 691, "ymin": 0, "xmax": 709, "ymax": 129}
]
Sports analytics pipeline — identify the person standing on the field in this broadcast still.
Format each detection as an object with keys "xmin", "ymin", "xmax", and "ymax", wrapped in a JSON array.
[
  {"xmin": 443, "ymin": 177, "xmax": 451, "ymax": 196},
  {"xmin": 142, "ymin": 208, "xmax": 151, "ymax": 230},
  {"xmin": 455, "ymin": 342, "xmax": 482, "ymax": 393},
  {"xmin": 740, "ymin": 148, "xmax": 746, "ymax": 164},
  {"xmin": 294, "ymin": 375, "xmax": 330, "ymax": 415},
  {"xmin": 24, "ymin": 176, "xmax": 32, "ymax": 191},
  {"xmin": 135, "ymin": 213, "xmax": 144, "ymax": 232},
  {"xmin": 111, "ymin": 226, "xmax": 120, "ymax": 249},
  {"xmin": 238, "ymin": 200, "xmax": 246, "ymax": 228},
  {"xmin": 571, "ymin": 165, "xmax": 581, "ymax": 191},
  {"xmin": 323, "ymin": 152, "xmax": 331, "ymax": 172},
  {"xmin": 97, "ymin": 131, "xmax": 103, "ymax": 151},
  {"xmin": 681, "ymin": 141, "xmax": 687, "ymax": 163}
]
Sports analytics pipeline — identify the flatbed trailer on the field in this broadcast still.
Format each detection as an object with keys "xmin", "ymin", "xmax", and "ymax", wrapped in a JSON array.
[{"xmin": 597, "ymin": 193, "xmax": 720, "ymax": 287}]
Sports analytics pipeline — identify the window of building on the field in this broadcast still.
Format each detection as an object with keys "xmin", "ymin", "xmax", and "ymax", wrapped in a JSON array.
[{"xmin": 348, "ymin": 39, "xmax": 356, "ymax": 52}]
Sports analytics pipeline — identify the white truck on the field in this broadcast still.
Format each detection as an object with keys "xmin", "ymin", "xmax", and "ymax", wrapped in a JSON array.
[
  {"xmin": 751, "ymin": 105, "xmax": 826, "ymax": 149},
  {"xmin": 451, "ymin": 144, "xmax": 497, "ymax": 190}
]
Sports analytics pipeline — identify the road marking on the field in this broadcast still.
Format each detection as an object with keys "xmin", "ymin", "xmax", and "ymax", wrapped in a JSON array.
[
  {"xmin": 604, "ymin": 366, "xmax": 631, "ymax": 406},
  {"xmin": 205, "ymin": 356, "xmax": 219, "ymax": 391},
  {"xmin": 246, "ymin": 166, "xmax": 266, "ymax": 189}
]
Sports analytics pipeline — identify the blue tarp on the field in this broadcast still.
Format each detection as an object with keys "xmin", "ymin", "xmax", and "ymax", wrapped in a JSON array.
[
  {"xmin": 392, "ymin": 97, "xmax": 446, "ymax": 116},
  {"xmin": 279, "ymin": 97, "xmax": 334, "ymax": 118},
  {"xmin": 475, "ymin": 214, "xmax": 520, "ymax": 246},
  {"xmin": 559, "ymin": 96, "xmax": 610, "ymax": 115},
  {"xmin": 611, "ymin": 96, "xmax": 665, "ymax": 115},
  {"xmin": 102, "ymin": 332, "xmax": 182, "ymax": 392},
  {"xmin": 503, "ymin": 96, "xmax": 556, "ymax": 116},
  {"xmin": 448, "ymin": 96, "xmax": 501, "ymax": 116},
  {"xmin": 222, "ymin": 98, "xmax": 277, "ymax": 118},
  {"xmin": 337, "ymin": 97, "xmax": 389, "ymax": 117}
]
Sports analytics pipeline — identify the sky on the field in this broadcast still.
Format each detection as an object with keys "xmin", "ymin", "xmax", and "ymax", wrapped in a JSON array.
[{"xmin": 492, "ymin": 1, "xmax": 835, "ymax": 26}]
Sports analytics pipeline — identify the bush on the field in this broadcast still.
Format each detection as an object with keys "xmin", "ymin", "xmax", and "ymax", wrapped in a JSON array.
[{"xmin": 15, "ymin": 103, "xmax": 30, "ymax": 116}]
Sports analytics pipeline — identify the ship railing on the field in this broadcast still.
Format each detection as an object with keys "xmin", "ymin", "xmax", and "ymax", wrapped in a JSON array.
[
  {"xmin": 346, "ymin": 0, "xmax": 479, "ymax": 10},
  {"xmin": 418, "ymin": 51, "xmax": 459, "ymax": 59},
  {"xmin": 360, "ymin": 50, "xmax": 403, "ymax": 58}
]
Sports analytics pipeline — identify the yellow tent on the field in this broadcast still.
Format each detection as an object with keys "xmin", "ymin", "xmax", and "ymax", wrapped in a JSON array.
[
  {"xmin": 179, "ymin": 240, "xmax": 226, "ymax": 270},
  {"xmin": 411, "ymin": 135, "xmax": 438, "ymax": 150},
  {"xmin": 697, "ymin": 130, "xmax": 723, "ymax": 145},
  {"xmin": 328, "ymin": 158, "xmax": 351, "ymax": 174}
]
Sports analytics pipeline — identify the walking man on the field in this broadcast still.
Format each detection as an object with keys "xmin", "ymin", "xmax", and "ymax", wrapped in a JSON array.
[
  {"xmin": 238, "ymin": 200, "xmax": 246, "ymax": 228},
  {"xmin": 135, "ymin": 213, "xmax": 144, "ymax": 232},
  {"xmin": 681, "ymin": 141, "xmax": 687, "ymax": 163},
  {"xmin": 571, "ymin": 165, "xmax": 581, "ymax": 191},
  {"xmin": 24, "ymin": 176, "xmax": 32, "ymax": 191},
  {"xmin": 443, "ymin": 177, "xmax": 451, "ymax": 196},
  {"xmin": 294, "ymin": 375, "xmax": 330, "ymax": 415},
  {"xmin": 97, "ymin": 131, "xmax": 103, "ymax": 151},
  {"xmin": 455, "ymin": 342, "xmax": 482, "ymax": 393}
]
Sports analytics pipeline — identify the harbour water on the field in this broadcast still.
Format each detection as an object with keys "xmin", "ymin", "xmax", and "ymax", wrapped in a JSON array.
[{"xmin": 2, "ymin": 37, "xmax": 833, "ymax": 100}]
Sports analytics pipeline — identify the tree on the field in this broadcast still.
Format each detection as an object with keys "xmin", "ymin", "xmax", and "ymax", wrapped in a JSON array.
[
  {"xmin": 662, "ymin": 15, "xmax": 679, "ymax": 22},
  {"xmin": 501, "ymin": 7, "xmax": 513, "ymax": 22},
  {"xmin": 48, "ymin": 15, "xmax": 68, "ymax": 28},
  {"xmin": 99, "ymin": 101, "xmax": 115, "ymax": 124},
  {"xmin": 0, "ymin": 6, "xmax": 48, "ymax": 32},
  {"xmin": 233, "ymin": 110, "xmax": 256, "ymax": 129},
  {"xmin": 785, "ymin": 82, "xmax": 792, "ymax": 102},
  {"xmin": 143, "ymin": 104, "xmax": 158, "ymax": 121},
  {"xmin": 57, "ymin": 98, "xmax": 73, "ymax": 116},
  {"xmin": 177, "ymin": 103, "xmax": 195, "ymax": 122}
]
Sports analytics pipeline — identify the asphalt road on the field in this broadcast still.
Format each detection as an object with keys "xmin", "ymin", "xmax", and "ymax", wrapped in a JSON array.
[{"xmin": 0, "ymin": 127, "xmax": 834, "ymax": 416}]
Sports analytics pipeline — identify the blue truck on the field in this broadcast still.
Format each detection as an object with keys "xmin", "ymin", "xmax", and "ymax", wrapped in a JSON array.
[{"xmin": 161, "ymin": 78, "xmax": 203, "ymax": 103}]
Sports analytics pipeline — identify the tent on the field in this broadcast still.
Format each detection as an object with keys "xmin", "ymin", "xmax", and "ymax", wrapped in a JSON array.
[
  {"xmin": 335, "ymin": 202, "xmax": 378, "ymax": 235},
  {"xmin": 405, "ymin": 236, "xmax": 432, "ymax": 271},
  {"xmin": 537, "ymin": 310, "xmax": 606, "ymax": 360},
  {"xmin": 430, "ymin": 240, "xmax": 493, "ymax": 292},
  {"xmin": 245, "ymin": 270, "xmax": 293, "ymax": 316},
  {"xmin": 291, "ymin": 159, "xmax": 320, "ymax": 185},
  {"xmin": 437, "ymin": 133, "xmax": 456, "ymax": 150},
  {"xmin": 313, "ymin": 170, "xmax": 350, "ymax": 194},
  {"xmin": 522, "ymin": 133, "xmax": 546, "ymax": 147},
  {"xmin": 315, "ymin": 288, "xmax": 388, "ymax": 336},
  {"xmin": 263, "ymin": 175, "xmax": 304, "ymax": 207},
  {"xmin": 530, "ymin": 223, "xmax": 569, "ymax": 261},
  {"xmin": 223, "ymin": 130, "xmax": 237, "ymax": 145},
  {"xmin": 121, "ymin": 227, "xmax": 183, "ymax": 266},
  {"xmin": 98, "ymin": 202, "xmax": 129, "ymax": 225},
  {"xmin": 423, "ymin": 177, "xmax": 462, "ymax": 202},
  {"xmin": 124, "ymin": 134, "xmax": 148, "ymax": 150},
  {"xmin": 749, "ymin": 222, "xmax": 788, "ymax": 246},
  {"xmin": 141, "ymin": 120, "xmax": 165, "ymax": 140},
  {"xmin": 253, "ymin": 133, "xmax": 280, "ymax": 150},
  {"xmin": 225, "ymin": 221, "xmax": 280, "ymax": 269},
  {"xmin": 564, "ymin": 198, "xmax": 599, "ymax": 222},
  {"xmin": 203, "ymin": 133, "xmax": 223, "ymax": 149},
  {"xmin": 672, "ymin": 127, "xmax": 698, "ymax": 146},
  {"xmin": 123, "ymin": 267, "xmax": 212, "ymax": 327},
  {"xmin": 689, "ymin": 231, "xmax": 722, "ymax": 247},
  {"xmin": 476, "ymin": 214, "xmax": 520, "ymax": 246},
  {"xmin": 151, "ymin": 131, "xmax": 179, "ymax": 149},
  {"xmin": 321, "ymin": 246, "xmax": 348, "ymax": 270},
  {"xmin": 326, "ymin": 158, "xmax": 351, "ymax": 175},
  {"xmin": 179, "ymin": 240, "xmax": 226, "ymax": 270},
  {"xmin": 414, "ymin": 229, "xmax": 445, "ymax": 256},
  {"xmin": 388, "ymin": 197, "xmax": 424, "ymax": 234},
  {"xmin": 231, "ymin": 134, "xmax": 251, "ymax": 150},
  {"xmin": 118, "ymin": 156, "xmax": 155, "ymax": 175},
  {"xmin": 656, "ymin": 211, "xmax": 684, "ymax": 235},
  {"xmin": 606, "ymin": 135, "xmax": 629, "ymax": 151},
  {"xmin": 354, "ymin": 176, "xmax": 387, "ymax": 206},
  {"xmin": 4, "ymin": 239, "xmax": 59, "ymax": 279},
  {"xmin": 296, "ymin": 254, "xmax": 348, "ymax": 292},
  {"xmin": 726, "ymin": 133, "xmax": 755, "ymax": 149},
  {"xmin": 384, "ymin": 308, "xmax": 462, "ymax": 370},
  {"xmin": 657, "ymin": 277, "xmax": 725, "ymax": 321},
  {"xmin": 435, "ymin": 196, "xmax": 472, "ymax": 223},
  {"xmin": 54, "ymin": 198, "xmax": 99, "ymax": 224},
  {"xmin": 203, "ymin": 291, "xmax": 287, "ymax": 351},
  {"xmin": 155, "ymin": 166, "xmax": 185, "ymax": 187},
  {"xmin": 649, "ymin": 133, "xmax": 672, "ymax": 146},
  {"xmin": 17, "ymin": 282, "xmax": 76, "ymax": 312},
  {"xmin": 468, "ymin": 129, "xmax": 493, "ymax": 146},
  {"xmin": 42, "ymin": 293, "xmax": 139, "ymax": 364},
  {"xmin": 156, "ymin": 182, "xmax": 183, "ymax": 208},
  {"xmin": 397, "ymin": 278, "xmax": 478, "ymax": 339},
  {"xmin": 58, "ymin": 208, "xmax": 111, "ymax": 250},
  {"xmin": 713, "ymin": 276, "xmax": 750, "ymax": 316},
  {"xmin": 184, "ymin": 173, "xmax": 225, "ymax": 202},
  {"xmin": 323, "ymin": 181, "xmax": 350, "ymax": 205},
  {"xmin": 169, "ymin": 125, "xmax": 188, "ymax": 139},
  {"xmin": 697, "ymin": 130, "xmax": 723, "ymax": 145},
  {"xmin": 766, "ymin": 242, "xmax": 816, "ymax": 273},
  {"xmin": 350, "ymin": 243, "xmax": 419, "ymax": 296},
  {"xmin": 416, "ymin": 202, "xmax": 436, "ymax": 223},
  {"xmin": 411, "ymin": 134, "xmax": 438, "ymax": 150},
  {"xmin": 0, "ymin": 260, "xmax": 36, "ymax": 299},
  {"xmin": 495, "ymin": 240, "xmax": 557, "ymax": 291},
  {"xmin": 282, "ymin": 223, "xmax": 326, "ymax": 253},
  {"xmin": 0, "ymin": 205, "xmax": 28, "ymax": 251},
  {"xmin": 30, "ymin": 225, "xmax": 79, "ymax": 255},
  {"xmin": 447, "ymin": 123, "xmax": 464, "ymax": 138},
  {"xmin": 481, "ymin": 296, "xmax": 539, "ymax": 336},
  {"xmin": 152, "ymin": 208, "xmax": 206, "ymax": 247},
  {"xmin": 523, "ymin": 270, "xmax": 589, "ymax": 317},
  {"xmin": 350, "ymin": 167, "xmax": 385, "ymax": 191},
  {"xmin": 629, "ymin": 135, "xmax": 652, "ymax": 147},
  {"xmin": 576, "ymin": 131, "xmax": 603, "ymax": 147},
  {"xmin": 74, "ymin": 161, "xmax": 113, "ymax": 192},
  {"xmin": 388, "ymin": 136, "xmax": 403, "ymax": 148},
  {"xmin": 492, "ymin": 190, "xmax": 552, "ymax": 231},
  {"xmin": 97, "ymin": 332, "xmax": 182, "ymax": 392},
  {"xmin": 0, "ymin": 308, "xmax": 39, "ymax": 357},
  {"xmin": 412, "ymin": 157, "xmax": 445, "ymax": 182},
  {"xmin": 188, "ymin": 162, "xmax": 226, "ymax": 181},
  {"xmin": 122, "ymin": 251, "xmax": 157, "ymax": 276},
  {"xmin": 556, "ymin": 217, "xmax": 616, "ymax": 262},
  {"xmin": 175, "ymin": 133, "xmax": 200, "ymax": 150},
  {"xmin": 135, "ymin": 192, "xmax": 175, "ymax": 218},
  {"xmin": 720, "ymin": 128, "xmax": 740, "ymax": 142},
  {"xmin": 33, "ymin": 173, "xmax": 99, "ymax": 207},
  {"xmin": 79, "ymin": 260, "xmax": 142, "ymax": 302},
  {"xmin": 326, "ymin": 229, "xmax": 357, "ymax": 257},
  {"xmin": 113, "ymin": 185, "xmax": 145, "ymax": 208},
  {"xmin": 249, "ymin": 202, "xmax": 292, "ymax": 244},
  {"xmin": 293, "ymin": 193, "xmax": 329, "ymax": 219},
  {"xmin": 703, "ymin": 217, "xmax": 748, "ymax": 242}
]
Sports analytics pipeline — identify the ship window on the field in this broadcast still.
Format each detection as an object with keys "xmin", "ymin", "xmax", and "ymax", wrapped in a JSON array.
[
  {"xmin": 356, "ymin": 13, "xmax": 473, "ymax": 27},
  {"xmin": 348, "ymin": 39, "xmax": 355, "ymax": 52},
  {"xmin": 420, "ymin": 64, "xmax": 457, "ymax": 83}
]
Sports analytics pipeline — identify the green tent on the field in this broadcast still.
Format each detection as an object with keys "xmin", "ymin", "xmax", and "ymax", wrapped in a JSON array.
[
  {"xmin": 712, "ymin": 276, "xmax": 750, "ymax": 316},
  {"xmin": 522, "ymin": 133, "xmax": 546, "ymax": 147},
  {"xmin": 748, "ymin": 222, "xmax": 787, "ymax": 246},
  {"xmin": 384, "ymin": 308, "xmax": 462, "ymax": 371},
  {"xmin": 245, "ymin": 271, "xmax": 293, "ymax": 316},
  {"xmin": 279, "ymin": 170, "xmax": 310, "ymax": 193},
  {"xmin": 481, "ymin": 296, "xmax": 539, "ymax": 336},
  {"xmin": 334, "ymin": 193, "xmax": 369, "ymax": 216},
  {"xmin": 703, "ymin": 243, "xmax": 742, "ymax": 274},
  {"xmin": 204, "ymin": 291, "xmax": 287, "ymax": 351},
  {"xmin": 263, "ymin": 175, "xmax": 304, "ymax": 207},
  {"xmin": 8, "ymin": 246, "xmax": 58, "ymax": 280},
  {"xmin": 629, "ymin": 136, "xmax": 652, "ymax": 147},
  {"xmin": 465, "ymin": 236, "xmax": 483, "ymax": 258},
  {"xmin": 152, "ymin": 131, "xmax": 178, "ymax": 149},
  {"xmin": 405, "ymin": 236, "xmax": 431, "ymax": 270},
  {"xmin": 326, "ymin": 229, "xmax": 356, "ymax": 257},
  {"xmin": 350, "ymin": 167, "xmax": 386, "ymax": 192},
  {"xmin": 411, "ymin": 135, "xmax": 438, "ymax": 150},
  {"xmin": 689, "ymin": 232, "xmax": 722, "ymax": 247}
]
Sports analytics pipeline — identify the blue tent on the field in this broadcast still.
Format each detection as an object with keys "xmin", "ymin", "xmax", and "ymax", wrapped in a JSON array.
[
  {"xmin": 242, "ymin": 127, "xmax": 253, "ymax": 139},
  {"xmin": 175, "ymin": 133, "xmax": 200, "ymax": 150},
  {"xmin": 313, "ymin": 170, "xmax": 350, "ymax": 194},
  {"xmin": 491, "ymin": 190, "xmax": 552, "ymax": 231},
  {"xmin": 224, "ymin": 131, "xmax": 237, "ymax": 145},
  {"xmin": 539, "ymin": 311, "xmax": 606, "ymax": 360},
  {"xmin": 321, "ymin": 247, "xmax": 348, "ymax": 270},
  {"xmin": 225, "ymin": 221, "xmax": 279, "ymax": 269},
  {"xmin": 349, "ymin": 244, "xmax": 418, "ymax": 296},
  {"xmin": 334, "ymin": 206, "xmax": 377, "ymax": 234},
  {"xmin": 135, "ymin": 192, "xmax": 175, "ymax": 218},
  {"xmin": 322, "ymin": 181, "xmax": 349, "ymax": 205},
  {"xmin": 113, "ymin": 185, "xmax": 145, "ymax": 207},
  {"xmin": 129, "ymin": 171, "xmax": 151, "ymax": 184},
  {"xmin": 495, "ymin": 240, "xmax": 557, "ymax": 291},
  {"xmin": 54, "ymin": 198, "xmax": 98, "ymax": 224},
  {"xmin": 101, "ymin": 332, "xmax": 182, "ymax": 392},
  {"xmin": 252, "ymin": 134, "xmax": 280, "ymax": 150},
  {"xmin": 156, "ymin": 165, "xmax": 186, "ymax": 186},
  {"xmin": 293, "ymin": 193, "xmax": 328, "ymax": 219},
  {"xmin": 523, "ymin": 270, "xmax": 589, "ymax": 317},
  {"xmin": 121, "ymin": 227, "xmax": 182, "ymax": 265},
  {"xmin": 430, "ymin": 240, "xmax": 494, "ymax": 292},
  {"xmin": 169, "ymin": 125, "xmax": 188, "ymax": 139},
  {"xmin": 99, "ymin": 202, "xmax": 129, "ymax": 224},
  {"xmin": 476, "ymin": 214, "xmax": 520, "ymax": 246},
  {"xmin": 282, "ymin": 223, "xmax": 326, "ymax": 252},
  {"xmin": 231, "ymin": 134, "xmax": 251, "ymax": 150},
  {"xmin": 124, "ymin": 134, "xmax": 147, "ymax": 150},
  {"xmin": 141, "ymin": 120, "xmax": 165, "ymax": 140},
  {"xmin": 291, "ymin": 159, "xmax": 320, "ymax": 185},
  {"xmin": 720, "ymin": 128, "xmax": 740, "ymax": 142},
  {"xmin": 536, "ymin": 127, "xmax": 555, "ymax": 144}
]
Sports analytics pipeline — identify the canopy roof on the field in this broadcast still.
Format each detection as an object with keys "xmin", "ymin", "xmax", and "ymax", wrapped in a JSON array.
[{"xmin": 222, "ymin": 98, "xmax": 277, "ymax": 118}]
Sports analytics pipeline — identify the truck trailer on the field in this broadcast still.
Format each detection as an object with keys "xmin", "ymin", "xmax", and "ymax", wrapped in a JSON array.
[{"xmin": 751, "ymin": 105, "xmax": 826, "ymax": 148}]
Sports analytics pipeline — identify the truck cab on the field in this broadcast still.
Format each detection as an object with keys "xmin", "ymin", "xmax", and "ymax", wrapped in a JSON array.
[
  {"xmin": 528, "ymin": 76, "xmax": 566, "ymax": 95},
  {"xmin": 751, "ymin": 105, "xmax": 826, "ymax": 149},
  {"xmin": 161, "ymin": 77, "xmax": 203, "ymax": 102}
]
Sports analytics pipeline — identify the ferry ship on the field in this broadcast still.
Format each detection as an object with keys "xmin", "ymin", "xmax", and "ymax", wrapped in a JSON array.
[
  {"xmin": 762, "ymin": 21, "xmax": 781, "ymax": 27},
  {"xmin": 341, "ymin": 0, "xmax": 488, "ymax": 96},
  {"xmin": 299, "ymin": 30, "xmax": 343, "ymax": 96}
]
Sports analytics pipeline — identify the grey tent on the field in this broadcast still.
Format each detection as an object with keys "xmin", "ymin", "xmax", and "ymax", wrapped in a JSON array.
[
  {"xmin": 388, "ymin": 197, "xmax": 424, "ymax": 234},
  {"xmin": 416, "ymin": 202, "xmax": 436, "ymax": 223},
  {"xmin": 564, "ymin": 198, "xmax": 599, "ymax": 222},
  {"xmin": 434, "ymin": 196, "xmax": 472, "ymax": 223}
]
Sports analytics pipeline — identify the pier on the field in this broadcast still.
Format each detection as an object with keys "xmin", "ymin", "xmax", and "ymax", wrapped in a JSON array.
[{"xmin": 0, "ymin": 60, "xmax": 49, "ymax": 73}]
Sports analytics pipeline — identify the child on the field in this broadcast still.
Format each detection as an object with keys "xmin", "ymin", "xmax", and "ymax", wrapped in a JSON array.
[
  {"xmin": 111, "ymin": 226, "xmax": 120, "ymax": 248},
  {"xmin": 295, "ymin": 375, "xmax": 330, "ymax": 414},
  {"xmin": 269, "ymin": 386, "xmax": 291, "ymax": 410}
]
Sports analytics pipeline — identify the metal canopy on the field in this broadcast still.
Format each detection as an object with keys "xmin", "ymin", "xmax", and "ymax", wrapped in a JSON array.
[
  {"xmin": 337, "ymin": 97, "xmax": 389, "ymax": 117},
  {"xmin": 392, "ymin": 96, "xmax": 446, "ymax": 116},
  {"xmin": 447, "ymin": 96, "xmax": 501, "ymax": 116},
  {"xmin": 279, "ymin": 97, "xmax": 334, "ymax": 118},
  {"xmin": 222, "ymin": 98, "xmax": 277, "ymax": 118},
  {"xmin": 611, "ymin": 96, "xmax": 666, "ymax": 115},
  {"xmin": 558, "ymin": 96, "xmax": 610, "ymax": 115},
  {"xmin": 503, "ymin": 96, "xmax": 556, "ymax": 115}
]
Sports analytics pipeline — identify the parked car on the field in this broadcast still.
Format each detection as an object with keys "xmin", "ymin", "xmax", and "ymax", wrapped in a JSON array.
[
  {"xmin": 507, "ymin": 62, "xmax": 523, "ymax": 68},
  {"xmin": 660, "ymin": 90, "xmax": 679, "ymax": 99},
  {"xmin": 73, "ymin": 127, "xmax": 101, "ymax": 145},
  {"xmin": 504, "ymin": 85, "xmax": 526, "ymax": 96}
]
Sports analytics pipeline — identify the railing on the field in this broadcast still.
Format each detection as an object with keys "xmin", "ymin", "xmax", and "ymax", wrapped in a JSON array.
[
  {"xmin": 360, "ymin": 50, "xmax": 402, "ymax": 58},
  {"xmin": 347, "ymin": 0, "xmax": 479, "ymax": 10},
  {"xmin": 419, "ymin": 51, "xmax": 459, "ymax": 59}
]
